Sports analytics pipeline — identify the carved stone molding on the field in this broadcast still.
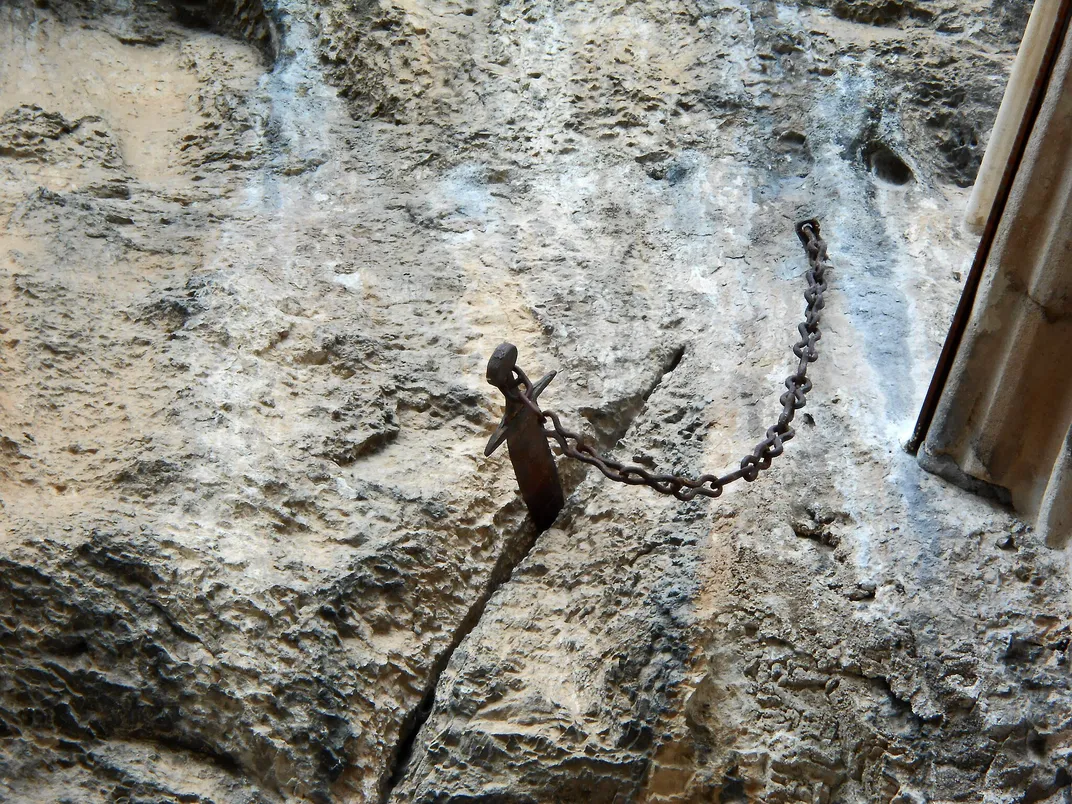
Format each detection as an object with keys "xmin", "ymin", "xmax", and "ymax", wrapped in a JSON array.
[{"xmin": 922, "ymin": 16, "xmax": 1072, "ymax": 547}]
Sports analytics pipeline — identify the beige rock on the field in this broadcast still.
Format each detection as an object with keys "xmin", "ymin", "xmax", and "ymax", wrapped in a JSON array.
[{"xmin": 1, "ymin": 0, "xmax": 1067, "ymax": 802}]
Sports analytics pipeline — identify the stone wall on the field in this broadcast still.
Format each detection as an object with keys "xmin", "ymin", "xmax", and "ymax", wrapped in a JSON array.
[{"xmin": 2, "ymin": 0, "xmax": 1070, "ymax": 801}]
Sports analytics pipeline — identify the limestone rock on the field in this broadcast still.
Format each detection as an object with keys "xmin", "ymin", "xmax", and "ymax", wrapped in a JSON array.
[{"xmin": 2, "ymin": 0, "xmax": 1068, "ymax": 801}]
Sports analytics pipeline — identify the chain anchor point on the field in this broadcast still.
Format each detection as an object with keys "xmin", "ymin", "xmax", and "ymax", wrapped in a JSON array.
[{"xmin": 485, "ymin": 343, "xmax": 564, "ymax": 531}]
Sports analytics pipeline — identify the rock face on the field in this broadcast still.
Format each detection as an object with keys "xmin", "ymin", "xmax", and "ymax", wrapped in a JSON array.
[{"xmin": 1, "ymin": 0, "xmax": 1069, "ymax": 802}]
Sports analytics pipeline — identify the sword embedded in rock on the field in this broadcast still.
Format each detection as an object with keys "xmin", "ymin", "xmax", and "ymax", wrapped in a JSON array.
[{"xmin": 484, "ymin": 343, "xmax": 565, "ymax": 531}]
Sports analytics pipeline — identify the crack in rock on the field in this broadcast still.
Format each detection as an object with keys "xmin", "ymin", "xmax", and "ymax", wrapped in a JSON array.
[{"xmin": 380, "ymin": 510, "xmax": 552, "ymax": 802}]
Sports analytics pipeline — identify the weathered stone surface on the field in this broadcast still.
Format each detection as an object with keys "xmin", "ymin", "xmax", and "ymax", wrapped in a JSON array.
[{"xmin": 1, "ymin": 0, "xmax": 1068, "ymax": 802}]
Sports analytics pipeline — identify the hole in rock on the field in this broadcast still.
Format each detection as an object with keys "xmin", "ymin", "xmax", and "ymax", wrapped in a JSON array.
[
  {"xmin": 169, "ymin": 0, "xmax": 278, "ymax": 61},
  {"xmin": 774, "ymin": 130, "xmax": 813, "ymax": 178},
  {"xmin": 866, "ymin": 142, "xmax": 914, "ymax": 185},
  {"xmin": 28, "ymin": 0, "xmax": 278, "ymax": 60}
]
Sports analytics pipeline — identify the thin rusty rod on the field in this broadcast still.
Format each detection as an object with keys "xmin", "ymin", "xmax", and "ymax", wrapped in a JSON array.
[{"xmin": 907, "ymin": 0, "xmax": 1072, "ymax": 455}]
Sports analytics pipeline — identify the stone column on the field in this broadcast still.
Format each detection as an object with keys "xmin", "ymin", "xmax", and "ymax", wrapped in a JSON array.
[
  {"xmin": 964, "ymin": 0, "xmax": 1062, "ymax": 234},
  {"xmin": 920, "ymin": 15, "xmax": 1072, "ymax": 548}
]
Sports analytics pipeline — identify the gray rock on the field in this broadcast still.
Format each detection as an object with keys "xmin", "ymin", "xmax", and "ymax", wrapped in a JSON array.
[{"xmin": 2, "ymin": 0, "xmax": 1066, "ymax": 801}]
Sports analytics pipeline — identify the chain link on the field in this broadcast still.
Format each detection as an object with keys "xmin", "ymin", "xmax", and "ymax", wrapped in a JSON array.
[{"xmin": 509, "ymin": 220, "xmax": 831, "ymax": 501}]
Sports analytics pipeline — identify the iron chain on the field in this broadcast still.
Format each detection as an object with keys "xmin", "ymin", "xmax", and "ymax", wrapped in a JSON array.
[{"xmin": 510, "ymin": 219, "xmax": 831, "ymax": 501}]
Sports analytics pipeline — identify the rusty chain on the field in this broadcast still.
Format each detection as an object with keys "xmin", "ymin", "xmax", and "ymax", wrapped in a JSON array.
[{"xmin": 498, "ymin": 219, "xmax": 831, "ymax": 502}]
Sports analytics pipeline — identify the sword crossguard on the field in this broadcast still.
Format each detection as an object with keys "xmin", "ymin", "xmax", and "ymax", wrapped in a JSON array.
[{"xmin": 483, "ymin": 343, "xmax": 564, "ymax": 530}]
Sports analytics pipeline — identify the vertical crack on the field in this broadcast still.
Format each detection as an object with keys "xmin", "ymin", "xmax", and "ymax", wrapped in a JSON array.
[
  {"xmin": 643, "ymin": 344, "xmax": 685, "ymax": 402},
  {"xmin": 380, "ymin": 511, "xmax": 547, "ymax": 802},
  {"xmin": 581, "ymin": 344, "xmax": 687, "ymax": 449},
  {"xmin": 382, "ymin": 345, "xmax": 685, "ymax": 801}
]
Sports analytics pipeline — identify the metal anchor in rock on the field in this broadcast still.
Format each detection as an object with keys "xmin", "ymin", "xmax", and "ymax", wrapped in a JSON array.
[
  {"xmin": 484, "ymin": 343, "xmax": 564, "ymax": 530},
  {"xmin": 485, "ymin": 220, "xmax": 832, "ymax": 531}
]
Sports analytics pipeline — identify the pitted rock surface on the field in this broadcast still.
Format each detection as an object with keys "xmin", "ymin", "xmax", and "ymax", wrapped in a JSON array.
[{"xmin": 2, "ymin": 0, "xmax": 1068, "ymax": 802}]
